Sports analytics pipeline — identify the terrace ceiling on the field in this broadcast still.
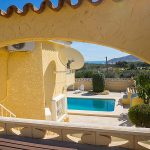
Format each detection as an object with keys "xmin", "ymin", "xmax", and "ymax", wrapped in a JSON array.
[{"xmin": 0, "ymin": 0, "xmax": 150, "ymax": 63}]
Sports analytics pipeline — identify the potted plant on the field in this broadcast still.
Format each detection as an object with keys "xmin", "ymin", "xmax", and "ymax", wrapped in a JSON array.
[
  {"xmin": 128, "ymin": 104, "xmax": 150, "ymax": 128},
  {"xmin": 128, "ymin": 73, "xmax": 150, "ymax": 128}
]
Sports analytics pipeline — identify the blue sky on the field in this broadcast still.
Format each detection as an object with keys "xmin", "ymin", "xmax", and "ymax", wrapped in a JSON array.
[
  {"xmin": 71, "ymin": 42, "xmax": 128, "ymax": 61},
  {"xmin": 0, "ymin": 0, "xmax": 77, "ymax": 10},
  {"xmin": 0, "ymin": 0, "xmax": 128, "ymax": 61}
]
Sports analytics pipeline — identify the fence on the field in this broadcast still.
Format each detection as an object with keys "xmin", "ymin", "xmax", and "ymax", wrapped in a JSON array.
[{"xmin": 71, "ymin": 78, "xmax": 136, "ymax": 92}]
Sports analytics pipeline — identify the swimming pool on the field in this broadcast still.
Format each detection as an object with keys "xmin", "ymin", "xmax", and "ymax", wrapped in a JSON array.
[{"xmin": 67, "ymin": 97, "xmax": 115, "ymax": 112}]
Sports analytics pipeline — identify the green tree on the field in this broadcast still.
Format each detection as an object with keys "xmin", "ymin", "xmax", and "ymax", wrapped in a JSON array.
[
  {"xmin": 84, "ymin": 70, "xmax": 93, "ymax": 78},
  {"xmin": 136, "ymin": 74, "xmax": 150, "ymax": 104},
  {"xmin": 116, "ymin": 61, "xmax": 128, "ymax": 68},
  {"xmin": 92, "ymin": 73, "xmax": 105, "ymax": 92},
  {"xmin": 129, "ymin": 63, "xmax": 136, "ymax": 70}
]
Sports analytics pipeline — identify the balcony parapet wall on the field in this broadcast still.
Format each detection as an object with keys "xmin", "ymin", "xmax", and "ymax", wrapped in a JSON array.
[{"xmin": 0, "ymin": 117, "xmax": 149, "ymax": 150}]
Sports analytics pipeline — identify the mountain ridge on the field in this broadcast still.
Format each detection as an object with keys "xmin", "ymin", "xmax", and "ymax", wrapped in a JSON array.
[{"xmin": 108, "ymin": 55, "xmax": 140, "ymax": 64}]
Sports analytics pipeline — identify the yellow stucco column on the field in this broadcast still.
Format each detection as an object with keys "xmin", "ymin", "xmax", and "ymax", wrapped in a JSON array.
[
  {"xmin": 1, "ymin": 43, "xmax": 45, "ymax": 120},
  {"xmin": 0, "ymin": 49, "xmax": 8, "ymax": 101}
]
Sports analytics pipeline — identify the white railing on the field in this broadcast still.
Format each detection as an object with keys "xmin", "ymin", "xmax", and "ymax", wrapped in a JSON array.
[
  {"xmin": 51, "ymin": 94, "xmax": 67, "ymax": 121},
  {"xmin": 0, "ymin": 104, "xmax": 16, "ymax": 118},
  {"xmin": 0, "ymin": 117, "xmax": 149, "ymax": 150}
]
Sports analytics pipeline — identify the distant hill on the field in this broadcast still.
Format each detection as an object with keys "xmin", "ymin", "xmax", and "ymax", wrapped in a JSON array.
[{"xmin": 108, "ymin": 55, "xmax": 140, "ymax": 64}]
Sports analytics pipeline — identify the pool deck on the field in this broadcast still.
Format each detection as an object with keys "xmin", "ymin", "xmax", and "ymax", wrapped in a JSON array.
[{"xmin": 67, "ymin": 91, "xmax": 132, "ymax": 127}]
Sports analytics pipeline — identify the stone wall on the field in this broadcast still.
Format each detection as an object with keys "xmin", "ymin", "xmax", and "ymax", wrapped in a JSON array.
[{"xmin": 71, "ymin": 78, "xmax": 136, "ymax": 92}]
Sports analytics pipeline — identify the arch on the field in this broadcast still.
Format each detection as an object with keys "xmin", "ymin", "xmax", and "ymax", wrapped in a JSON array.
[
  {"xmin": 0, "ymin": 0, "xmax": 150, "ymax": 63},
  {"xmin": 44, "ymin": 60, "xmax": 56, "ymax": 107}
]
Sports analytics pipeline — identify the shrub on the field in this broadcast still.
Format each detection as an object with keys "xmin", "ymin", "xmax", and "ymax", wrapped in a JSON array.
[
  {"xmin": 84, "ymin": 70, "xmax": 94, "ymax": 78},
  {"xmin": 92, "ymin": 73, "xmax": 105, "ymax": 92},
  {"xmin": 115, "ymin": 61, "xmax": 128, "ymax": 68},
  {"xmin": 129, "ymin": 63, "xmax": 136, "ymax": 70},
  {"xmin": 75, "ymin": 71, "xmax": 84, "ymax": 78},
  {"xmin": 128, "ymin": 104, "xmax": 150, "ymax": 128},
  {"xmin": 120, "ymin": 70, "xmax": 136, "ymax": 78},
  {"xmin": 75, "ymin": 70, "xmax": 94, "ymax": 78},
  {"xmin": 105, "ymin": 70, "xmax": 117, "ymax": 78}
]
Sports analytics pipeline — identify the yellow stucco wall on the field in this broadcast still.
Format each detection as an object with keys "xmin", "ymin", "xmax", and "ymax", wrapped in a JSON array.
[
  {"xmin": 0, "ymin": 49, "xmax": 8, "ymax": 101},
  {"xmin": 66, "ymin": 72, "xmax": 75, "ymax": 87},
  {"xmin": 0, "ymin": 43, "xmax": 45, "ymax": 120},
  {"xmin": 42, "ymin": 42, "xmax": 67, "ymax": 108},
  {"xmin": 0, "ymin": 42, "xmax": 69, "ymax": 120},
  {"xmin": 0, "ymin": 0, "xmax": 150, "ymax": 63}
]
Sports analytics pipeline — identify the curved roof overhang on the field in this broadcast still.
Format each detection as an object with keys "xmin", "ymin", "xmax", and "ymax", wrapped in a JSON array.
[{"xmin": 0, "ymin": 0, "xmax": 150, "ymax": 63}]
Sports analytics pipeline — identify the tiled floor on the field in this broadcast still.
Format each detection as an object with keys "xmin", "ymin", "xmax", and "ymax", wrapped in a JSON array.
[
  {"xmin": 69, "ymin": 114, "xmax": 133, "ymax": 127},
  {"xmin": 0, "ymin": 136, "xmax": 131, "ymax": 150}
]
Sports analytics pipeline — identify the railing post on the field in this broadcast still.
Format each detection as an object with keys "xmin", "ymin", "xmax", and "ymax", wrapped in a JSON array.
[{"xmin": 0, "ymin": 104, "xmax": 16, "ymax": 118}]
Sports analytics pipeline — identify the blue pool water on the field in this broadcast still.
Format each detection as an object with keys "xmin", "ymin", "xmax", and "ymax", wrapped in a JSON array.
[{"xmin": 67, "ymin": 97, "xmax": 115, "ymax": 112}]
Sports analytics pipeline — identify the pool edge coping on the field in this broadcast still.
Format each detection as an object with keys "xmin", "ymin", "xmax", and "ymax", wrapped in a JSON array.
[{"xmin": 67, "ymin": 95, "xmax": 124, "ymax": 117}]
